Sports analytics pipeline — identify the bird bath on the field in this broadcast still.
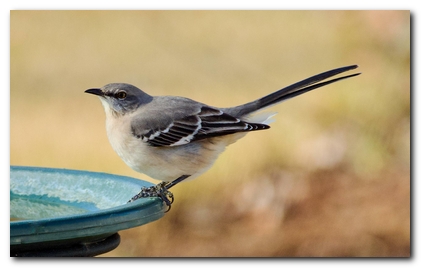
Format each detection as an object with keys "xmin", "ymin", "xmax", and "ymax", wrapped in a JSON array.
[{"xmin": 10, "ymin": 166, "xmax": 165, "ymax": 257}]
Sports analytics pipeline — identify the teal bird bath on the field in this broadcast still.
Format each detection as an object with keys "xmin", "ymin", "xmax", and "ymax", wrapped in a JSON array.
[{"xmin": 10, "ymin": 166, "xmax": 166, "ymax": 257}]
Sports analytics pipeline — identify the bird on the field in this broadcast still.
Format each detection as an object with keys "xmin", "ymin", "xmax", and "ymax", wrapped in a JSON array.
[{"xmin": 85, "ymin": 65, "xmax": 360, "ymax": 211}]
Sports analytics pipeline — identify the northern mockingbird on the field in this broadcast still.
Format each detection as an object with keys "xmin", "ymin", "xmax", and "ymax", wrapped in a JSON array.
[{"xmin": 85, "ymin": 65, "xmax": 360, "ymax": 211}]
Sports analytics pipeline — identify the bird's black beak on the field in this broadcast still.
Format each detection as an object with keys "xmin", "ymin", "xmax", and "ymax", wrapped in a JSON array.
[{"xmin": 85, "ymin": 88, "xmax": 104, "ymax": 96}]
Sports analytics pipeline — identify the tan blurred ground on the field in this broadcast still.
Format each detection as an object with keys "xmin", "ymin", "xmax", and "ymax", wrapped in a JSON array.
[{"xmin": 10, "ymin": 10, "xmax": 410, "ymax": 257}]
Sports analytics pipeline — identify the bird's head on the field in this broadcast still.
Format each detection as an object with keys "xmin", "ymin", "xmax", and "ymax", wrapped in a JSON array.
[{"xmin": 85, "ymin": 83, "xmax": 153, "ymax": 117}]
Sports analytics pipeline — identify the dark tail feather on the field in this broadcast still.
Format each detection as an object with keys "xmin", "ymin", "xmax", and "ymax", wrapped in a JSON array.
[{"xmin": 227, "ymin": 65, "xmax": 360, "ymax": 117}]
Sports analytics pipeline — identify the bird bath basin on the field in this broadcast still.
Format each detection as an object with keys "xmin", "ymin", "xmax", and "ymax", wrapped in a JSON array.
[{"xmin": 10, "ymin": 166, "xmax": 166, "ymax": 256}]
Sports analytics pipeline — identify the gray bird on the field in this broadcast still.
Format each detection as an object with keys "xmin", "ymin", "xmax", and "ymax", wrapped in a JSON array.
[{"xmin": 85, "ymin": 65, "xmax": 360, "ymax": 211}]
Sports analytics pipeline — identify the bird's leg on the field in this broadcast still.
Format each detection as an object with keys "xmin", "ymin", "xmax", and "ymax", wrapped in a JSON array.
[
  {"xmin": 127, "ymin": 175, "xmax": 190, "ymax": 212},
  {"xmin": 163, "ymin": 174, "xmax": 190, "ymax": 190}
]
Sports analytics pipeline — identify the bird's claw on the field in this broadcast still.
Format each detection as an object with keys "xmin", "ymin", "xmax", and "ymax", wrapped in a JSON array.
[{"xmin": 128, "ymin": 182, "xmax": 174, "ymax": 212}]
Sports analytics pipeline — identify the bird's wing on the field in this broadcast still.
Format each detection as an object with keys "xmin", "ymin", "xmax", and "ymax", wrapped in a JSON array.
[{"xmin": 131, "ymin": 105, "xmax": 269, "ymax": 147}]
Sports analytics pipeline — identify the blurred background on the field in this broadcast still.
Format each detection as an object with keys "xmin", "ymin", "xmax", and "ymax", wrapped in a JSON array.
[{"xmin": 10, "ymin": 10, "xmax": 410, "ymax": 257}]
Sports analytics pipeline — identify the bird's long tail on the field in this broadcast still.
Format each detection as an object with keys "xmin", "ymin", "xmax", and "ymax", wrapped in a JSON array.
[{"xmin": 225, "ymin": 65, "xmax": 360, "ymax": 118}]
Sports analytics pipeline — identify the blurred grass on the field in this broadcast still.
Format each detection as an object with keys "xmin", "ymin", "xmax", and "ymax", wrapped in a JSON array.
[{"xmin": 10, "ymin": 10, "xmax": 410, "ymax": 257}]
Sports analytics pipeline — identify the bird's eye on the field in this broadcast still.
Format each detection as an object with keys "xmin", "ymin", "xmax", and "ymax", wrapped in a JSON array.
[{"xmin": 116, "ymin": 91, "xmax": 127, "ymax": 99}]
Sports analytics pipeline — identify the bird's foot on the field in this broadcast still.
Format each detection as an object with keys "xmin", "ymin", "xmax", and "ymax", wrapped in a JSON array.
[{"xmin": 127, "ymin": 182, "xmax": 174, "ymax": 212}]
